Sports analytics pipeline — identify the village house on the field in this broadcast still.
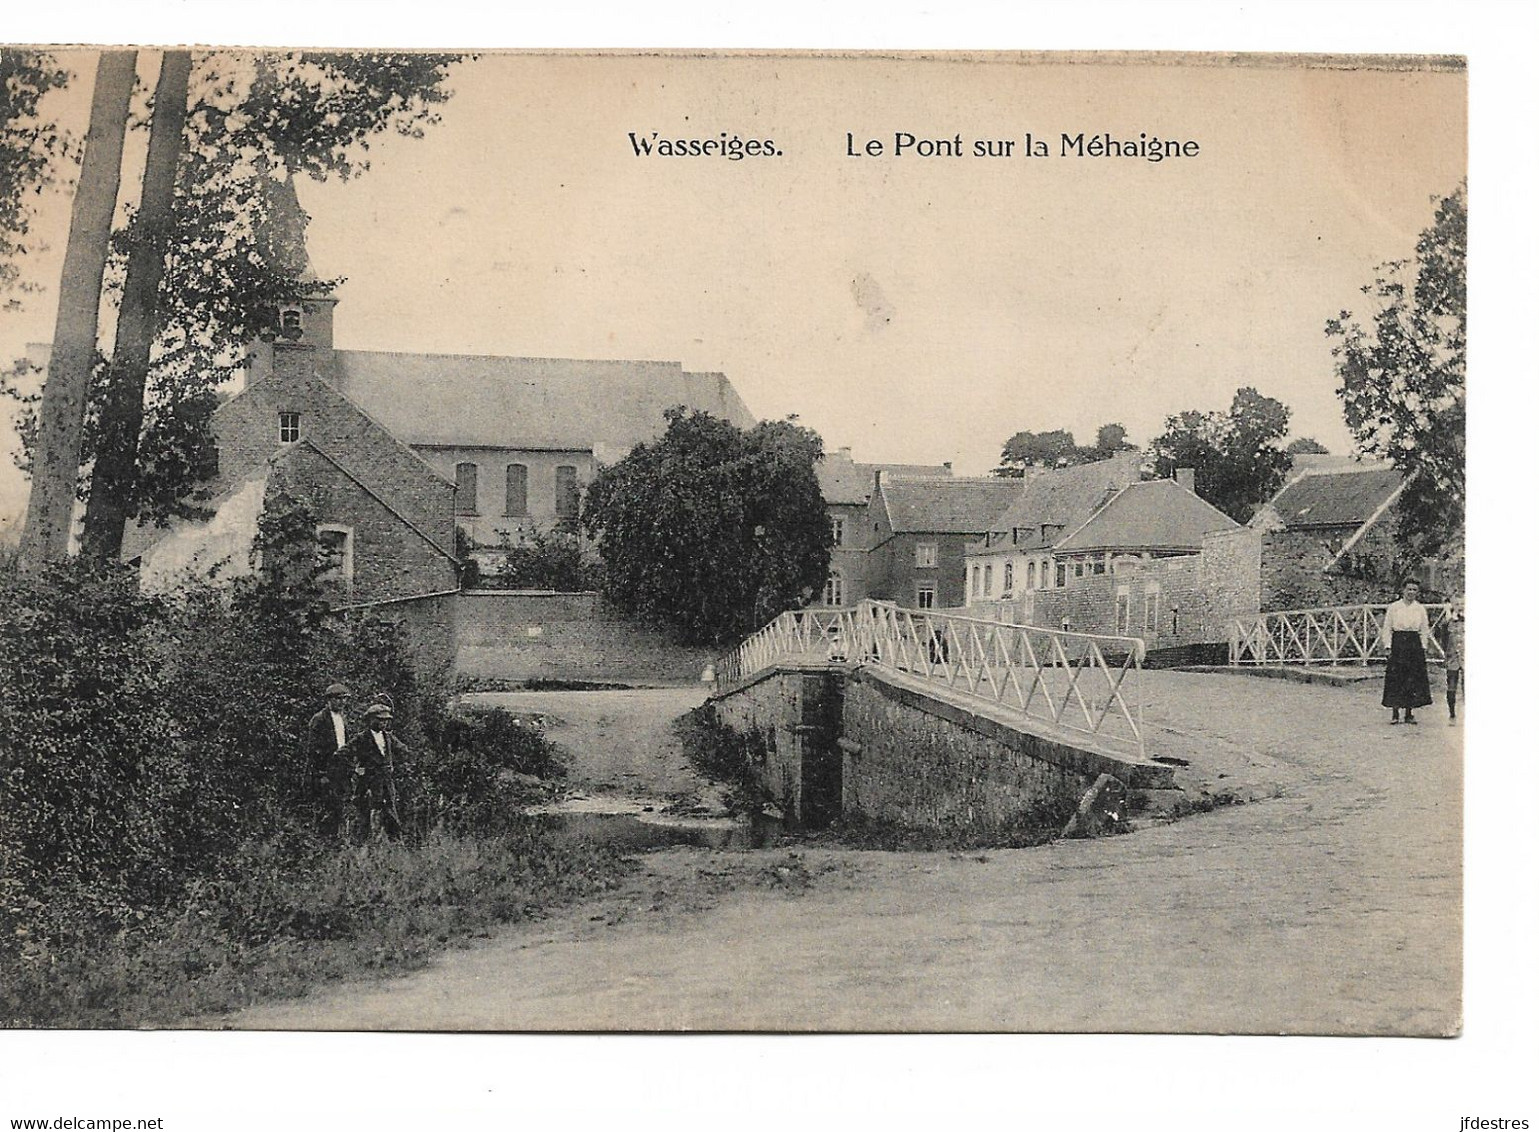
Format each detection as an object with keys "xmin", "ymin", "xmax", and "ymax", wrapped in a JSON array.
[
  {"xmin": 814, "ymin": 447, "xmax": 952, "ymax": 606},
  {"xmin": 962, "ymin": 452, "xmax": 1142, "ymax": 617},
  {"xmin": 865, "ymin": 475, "xmax": 1022, "ymax": 610},
  {"xmin": 1247, "ymin": 456, "xmax": 1408, "ymax": 609}
]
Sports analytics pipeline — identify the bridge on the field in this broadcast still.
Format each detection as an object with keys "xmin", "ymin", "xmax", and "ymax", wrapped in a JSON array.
[
  {"xmin": 709, "ymin": 598, "xmax": 1450, "ymax": 837},
  {"xmin": 708, "ymin": 600, "xmax": 1181, "ymax": 836}
]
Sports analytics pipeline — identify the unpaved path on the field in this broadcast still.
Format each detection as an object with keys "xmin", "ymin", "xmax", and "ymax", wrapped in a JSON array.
[{"xmin": 231, "ymin": 672, "xmax": 1460, "ymax": 1034}]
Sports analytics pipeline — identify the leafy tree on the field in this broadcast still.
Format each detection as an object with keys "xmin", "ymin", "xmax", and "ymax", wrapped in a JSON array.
[
  {"xmin": 1146, "ymin": 386, "xmax": 1292, "ymax": 521},
  {"xmin": 993, "ymin": 422, "xmax": 1135, "ymax": 476},
  {"xmin": 1286, "ymin": 437, "xmax": 1329, "ymax": 456},
  {"xmin": 1327, "ymin": 184, "xmax": 1465, "ymax": 558},
  {"xmin": 79, "ymin": 50, "xmax": 462, "ymax": 556},
  {"xmin": 0, "ymin": 50, "xmax": 71, "ymax": 308},
  {"xmin": 7, "ymin": 51, "xmax": 463, "ymax": 561},
  {"xmin": 16, "ymin": 51, "xmax": 136, "ymax": 572},
  {"xmin": 582, "ymin": 409, "xmax": 832, "ymax": 645}
]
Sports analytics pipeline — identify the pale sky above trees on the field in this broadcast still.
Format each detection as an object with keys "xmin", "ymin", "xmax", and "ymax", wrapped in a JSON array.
[{"xmin": 0, "ymin": 50, "xmax": 1466, "ymax": 522}]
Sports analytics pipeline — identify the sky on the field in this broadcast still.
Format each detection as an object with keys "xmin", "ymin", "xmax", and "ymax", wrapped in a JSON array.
[{"xmin": 0, "ymin": 50, "xmax": 1465, "ymax": 530}]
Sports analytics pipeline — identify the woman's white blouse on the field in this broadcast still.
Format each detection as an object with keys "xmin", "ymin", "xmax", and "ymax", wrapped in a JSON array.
[{"xmin": 1379, "ymin": 599, "xmax": 1431, "ymax": 647}]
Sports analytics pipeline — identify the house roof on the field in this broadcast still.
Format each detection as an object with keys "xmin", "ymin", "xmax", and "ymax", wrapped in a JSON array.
[
  {"xmin": 327, "ymin": 351, "xmax": 754, "ymax": 461},
  {"xmin": 969, "ymin": 452, "xmax": 1142, "ymax": 553},
  {"xmin": 1265, "ymin": 465, "xmax": 1405, "ymax": 530},
  {"xmin": 876, "ymin": 476, "xmax": 1021, "ymax": 535},
  {"xmin": 1053, "ymin": 477, "xmax": 1240, "ymax": 554},
  {"xmin": 816, "ymin": 449, "xmax": 952, "ymax": 505}
]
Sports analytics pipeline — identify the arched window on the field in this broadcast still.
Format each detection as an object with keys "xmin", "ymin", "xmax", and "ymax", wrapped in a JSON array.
[
  {"xmin": 1003, "ymin": 562, "xmax": 1014, "ymax": 593},
  {"xmin": 984, "ymin": 564, "xmax": 993, "ymax": 595},
  {"xmin": 822, "ymin": 570, "xmax": 844, "ymax": 608},
  {"xmin": 454, "ymin": 462, "xmax": 479, "ymax": 516},
  {"xmin": 1027, "ymin": 560, "xmax": 1037, "ymax": 590},
  {"xmin": 505, "ymin": 463, "xmax": 528, "ymax": 517},
  {"xmin": 555, "ymin": 465, "xmax": 580, "ymax": 523}
]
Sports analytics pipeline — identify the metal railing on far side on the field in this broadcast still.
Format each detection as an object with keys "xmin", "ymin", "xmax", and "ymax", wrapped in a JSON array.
[{"xmin": 1229, "ymin": 602, "xmax": 1452, "ymax": 667}]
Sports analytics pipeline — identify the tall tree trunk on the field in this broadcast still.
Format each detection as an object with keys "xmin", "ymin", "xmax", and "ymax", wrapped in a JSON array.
[
  {"xmin": 16, "ymin": 50, "xmax": 136, "ymax": 573},
  {"xmin": 80, "ymin": 50, "xmax": 192, "ymax": 561}
]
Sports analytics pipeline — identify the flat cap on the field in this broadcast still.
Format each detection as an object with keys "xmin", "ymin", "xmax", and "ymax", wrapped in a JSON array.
[
  {"xmin": 364, "ymin": 702, "xmax": 394, "ymax": 719},
  {"xmin": 325, "ymin": 683, "xmax": 351, "ymax": 697}
]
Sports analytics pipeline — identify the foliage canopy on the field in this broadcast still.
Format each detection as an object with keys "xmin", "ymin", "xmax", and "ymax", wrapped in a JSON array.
[{"xmin": 582, "ymin": 408, "xmax": 832, "ymax": 645}]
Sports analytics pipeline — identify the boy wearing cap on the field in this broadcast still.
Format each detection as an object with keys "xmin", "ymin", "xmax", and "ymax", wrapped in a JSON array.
[
  {"xmin": 304, "ymin": 683, "xmax": 352, "ymax": 835},
  {"xmin": 342, "ymin": 702, "xmax": 414, "ymax": 842}
]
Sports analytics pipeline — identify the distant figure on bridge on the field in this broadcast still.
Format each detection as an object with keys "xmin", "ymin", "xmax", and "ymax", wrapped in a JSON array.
[
  {"xmin": 1437, "ymin": 606, "xmax": 1465, "ymax": 725},
  {"xmin": 1379, "ymin": 579, "xmax": 1433, "ymax": 725}
]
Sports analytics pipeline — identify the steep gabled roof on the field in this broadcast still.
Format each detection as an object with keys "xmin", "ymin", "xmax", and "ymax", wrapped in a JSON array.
[
  {"xmin": 1265, "ymin": 465, "xmax": 1405, "ymax": 530},
  {"xmin": 1053, "ymin": 477, "xmax": 1240, "ymax": 554},
  {"xmin": 328, "ymin": 350, "xmax": 754, "ymax": 461},
  {"xmin": 969, "ymin": 452, "xmax": 1142, "ymax": 553},
  {"xmin": 816, "ymin": 449, "xmax": 952, "ymax": 505},
  {"xmin": 876, "ymin": 476, "xmax": 1020, "ymax": 536}
]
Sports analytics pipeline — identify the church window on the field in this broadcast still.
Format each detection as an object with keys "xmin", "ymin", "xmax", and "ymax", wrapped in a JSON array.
[
  {"xmin": 455, "ymin": 462, "xmax": 479, "ymax": 515},
  {"xmin": 505, "ymin": 464, "xmax": 528, "ymax": 517},
  {"xmin": 1003, "ymin": 562, "xmax": 1014, "ymax": 593},
  {"xmin": 279, "ymin": 307, "xmax": 303, "ymax": 337},
  {"xmin": 278, "ymin": 412, "xmax": 301, "ymax": 443},
  {"xmin": 555, "ymin": 465, "xmax": 580, "ymax": 523}
]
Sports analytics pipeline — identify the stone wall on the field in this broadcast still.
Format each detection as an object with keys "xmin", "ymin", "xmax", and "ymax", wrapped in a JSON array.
[
  {"xmin": 840, "ymin": 668, "xmax": 1174, "ymax": 831},
  {"xmin": 454, "ymin": 590, "xmax": 714, "ymax": 684},
  {"xmin": 340, "ymin": 590, "xmax": 460, "ymax": 683},
  {"xmin": 1260, "ymin": 525, "xmax": 1399, "ymax": 610},
  {"xmin": 710, "ymin": 666, "xmax": 843, "ymax": 825}
]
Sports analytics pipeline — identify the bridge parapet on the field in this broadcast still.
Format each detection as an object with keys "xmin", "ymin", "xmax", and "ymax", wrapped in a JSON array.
[{"xmin": 718, "ymin": 600, "xmax": 1148, "ymax": 760}]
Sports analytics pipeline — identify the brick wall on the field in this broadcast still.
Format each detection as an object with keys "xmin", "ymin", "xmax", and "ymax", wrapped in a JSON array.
[
  {"xmin": 337, "ymin": 591, "xmax": 460, "ymax": 683},
  {"xmin": 453, "ymin": 590, "xmax": 714, "ymax": 684},
  {"xmin": 268, "ymin": 447, "xmax": 458, "ymax": 603}
]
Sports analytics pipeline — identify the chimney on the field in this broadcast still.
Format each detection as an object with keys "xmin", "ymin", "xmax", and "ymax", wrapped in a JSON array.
[
  {"xmin": 873, "ymin": 469, "xmax": 883, "ymax": 492},
  {"xmin": 942, "ymin": 461, "xmax": 953, "ymax": 472},
  {"xmin": 1175, "ymin": 467, "xmax": 1196, "ymax": 493}
]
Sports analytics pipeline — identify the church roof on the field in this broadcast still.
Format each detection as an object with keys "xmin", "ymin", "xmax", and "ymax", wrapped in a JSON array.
[
  {"xmin": 327, "ymin": 350, "xmax": 754, "ymax": 461},
  {"xmin": 1053, "ymin": 477, "xmax": 1240, "ymax": 554}
]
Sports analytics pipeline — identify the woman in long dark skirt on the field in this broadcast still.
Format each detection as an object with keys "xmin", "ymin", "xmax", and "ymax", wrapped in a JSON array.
[{"xmin": 1379, "ymin": 578, "xmax": 1433, "ymax": 724}]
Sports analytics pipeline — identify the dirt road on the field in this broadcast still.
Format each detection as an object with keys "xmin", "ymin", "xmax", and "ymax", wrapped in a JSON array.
[{"xmin": 230, "ymin": 672, "xmax": 1460, "ymax": 1034}]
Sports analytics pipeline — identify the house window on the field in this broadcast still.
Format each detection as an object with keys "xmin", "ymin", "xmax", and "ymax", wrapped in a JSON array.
[
  {"xmin": 1074, "ymin": 562, "xmax": 1086, "ymax": 578},
  {"xmin": 1170, "ymin": 605, "xmax": 1181, "ymax": 638},
  {"xmin": 1115, "ymin": 586, "xmax": 1131, "ymax": 635},
  {"xmin": 1026, "ymin": 561, "xmax": 1037, "ymax": 590},
  {"xmin": 316, "ymin": 525, "xmax": 353, "ymax": 589},
  {"xmin": 822, "ymin": 570, "xmax": 844, "ymax": 607},
  {"xmin": 454, "ymin": 461, "xmax": 479, "ymax": 516},
  {"xmin": 1055, "ymin": 563, "xmax": 1067, "ymax": 588},
  {"xmin": 555, "ymin": 465, "xmax": 580, "ymax": 523},
  {"xmin": 830, "ymin": 517, "xmax": 845, "ymax": 546},
  {"xmin": 915, "ymin": 542, "xmax": 938, "ymax": 568},
  {"xmin": 970, "ymin": 565, "xmax": 981, "ymax": 596},
  {"xmin": 1003, "ymin": 562, "xmax": 1014, "ymax": 593},
  {"xmin": 983, "ymin": 564, "xmax": 993, "ymax": 596},
  {"xmin": 1091, "ymin": 560, "xmax": 1106, "ymax": 576},
  {"xmin": 915, "ymin": 582, "xmax": 936, "ymax": 609},
  {"xmin": 505, "ymin": 463, "xmax": 528, "ymax": 517},
  {"xmin": 1144, "ymin": 583, "xmax": 1161, "ymax": 635},
  {"xmin": 278, "ymin": 412, "xmax": 301, "ymax": 444}
]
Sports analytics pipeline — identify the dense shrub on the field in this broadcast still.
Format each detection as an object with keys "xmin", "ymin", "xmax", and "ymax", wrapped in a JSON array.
[
  {"xmin": 479, "ymin": 526, "xmax": 599, "ymax": 592},
  {"xmin": 671, "ymin": 703, "xmax": 767, "ymax": 813},
  {"xmin": 0, "ymin": 494, "xmax": 584, "ymax": 1024}
]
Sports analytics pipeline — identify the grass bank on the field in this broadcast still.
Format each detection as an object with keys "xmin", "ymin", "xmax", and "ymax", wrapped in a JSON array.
[{"xmin": 3, "ymin": 824, "xmax": 628, "ymax": 1028}]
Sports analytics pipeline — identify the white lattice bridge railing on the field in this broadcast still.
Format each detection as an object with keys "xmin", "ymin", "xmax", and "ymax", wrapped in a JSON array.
[
  {"xmin": 1229, "ymin": 603, "xmax": 1452, "ymax": 667},
  {"xmin": 715, "ymin": 600, "xmax": 1147, "ymax": 758}
]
